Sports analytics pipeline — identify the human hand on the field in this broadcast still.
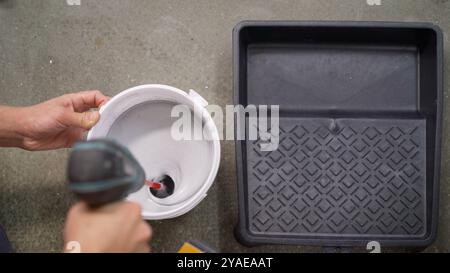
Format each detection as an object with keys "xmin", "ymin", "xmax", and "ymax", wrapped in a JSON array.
[
  {"xmin": 0, "ymin": 90, "xmax": 109, "ymax": 151},
  {"xmin": 64, "ymin": 201, "xmax": 152, "ymax": 253}
]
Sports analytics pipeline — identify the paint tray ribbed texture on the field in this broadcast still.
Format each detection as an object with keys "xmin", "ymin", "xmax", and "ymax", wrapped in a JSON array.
[{"xmin": 233, "ymin": 21, "xmax": 443, "ymax": 247}]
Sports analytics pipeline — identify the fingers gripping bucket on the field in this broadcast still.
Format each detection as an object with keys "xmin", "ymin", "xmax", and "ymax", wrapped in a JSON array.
[{"xmin": 87, "ymin": 84, "xmax": 220, "ymax": 219}]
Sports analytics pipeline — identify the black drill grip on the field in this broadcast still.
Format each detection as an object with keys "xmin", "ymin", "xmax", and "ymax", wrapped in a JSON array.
[{"xmin": 67, "ymin": 139, "xmax": 145, "ymax": 207}]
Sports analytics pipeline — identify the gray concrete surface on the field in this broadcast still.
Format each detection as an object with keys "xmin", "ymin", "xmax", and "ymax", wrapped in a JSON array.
[{"xmin": 0, "ymin": 0, "xmax": 448, "ymax": 253}]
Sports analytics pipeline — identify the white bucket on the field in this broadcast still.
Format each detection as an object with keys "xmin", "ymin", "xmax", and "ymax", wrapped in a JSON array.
[{"xmin": 87, "ymin": 84, "xmax": 220, "ymax": 220}]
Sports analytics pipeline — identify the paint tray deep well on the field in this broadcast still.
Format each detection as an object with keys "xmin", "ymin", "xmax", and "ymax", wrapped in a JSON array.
[{"xmin": 233, "ymin": 21, "xmax": 443, "ymax": 247}]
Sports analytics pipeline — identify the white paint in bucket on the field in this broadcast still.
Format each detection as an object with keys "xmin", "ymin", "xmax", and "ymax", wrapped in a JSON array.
[{"xmin": 87, "ymin": 84, "xmax": 220, "ymax": 219}]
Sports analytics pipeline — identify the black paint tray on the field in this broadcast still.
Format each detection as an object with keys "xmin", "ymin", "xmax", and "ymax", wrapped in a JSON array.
[{"xmin": 233, "ymin": 21, "xmax": 443, "ymax": 248}]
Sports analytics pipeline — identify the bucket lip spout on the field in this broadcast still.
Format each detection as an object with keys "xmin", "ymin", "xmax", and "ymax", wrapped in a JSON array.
[{"xmin": 87, "ymin": 84, "xmax": 221, "ymax": 220}]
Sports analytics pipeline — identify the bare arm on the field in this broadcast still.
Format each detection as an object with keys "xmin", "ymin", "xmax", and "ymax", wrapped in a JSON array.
[
  {"xmin": 0, "ymin": 106, "xmax": 27, "ymax": 148},
  {"xmin": 0, "ymin": 90, "xmax": 109, "ymax": 150}
]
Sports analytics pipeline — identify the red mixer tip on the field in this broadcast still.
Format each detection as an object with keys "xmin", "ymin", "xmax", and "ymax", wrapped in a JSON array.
[{"xmin": 146, "ymin": 180, "xmax": 162, "ymax": 190}]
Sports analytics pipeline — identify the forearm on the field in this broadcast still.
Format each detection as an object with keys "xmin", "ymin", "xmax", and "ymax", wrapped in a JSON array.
[{"xmin": 0, "ymin": 106, "xmax": 26, "ymax": 148}]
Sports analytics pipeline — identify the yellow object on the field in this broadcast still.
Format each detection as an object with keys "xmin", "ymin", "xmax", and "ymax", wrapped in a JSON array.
[{"xmin": 178, "ymin": 242, "xmax": 204, "ymax": 253}]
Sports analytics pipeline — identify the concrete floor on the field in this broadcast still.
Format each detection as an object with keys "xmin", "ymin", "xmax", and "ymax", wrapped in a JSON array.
[{"xmin": 0, "ymin": 0, "xmax": 449, "ymax": 253}]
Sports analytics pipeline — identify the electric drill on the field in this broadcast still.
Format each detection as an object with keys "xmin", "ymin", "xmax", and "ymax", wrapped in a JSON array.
[
  {"xmin": 67, "ymin": 139, "xmax": 215, "ymax": 253},
  {"xmin": 67, "ymin": 139, "xmax": 146, "ymax": 206}
]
